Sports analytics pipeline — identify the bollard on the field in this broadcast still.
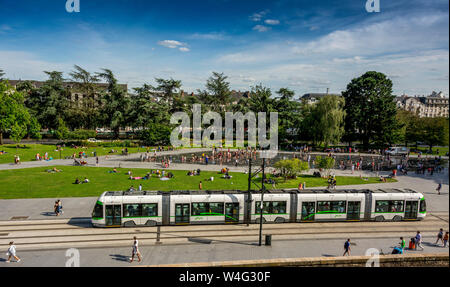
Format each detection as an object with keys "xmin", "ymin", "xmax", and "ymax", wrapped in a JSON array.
[
  {"xmin": 156, "ymin": 225, "xmax": 162, "ymax": 244},
  {"xmin": 265, "ymin": 234, "xmax": 272, "ymax": 246}
]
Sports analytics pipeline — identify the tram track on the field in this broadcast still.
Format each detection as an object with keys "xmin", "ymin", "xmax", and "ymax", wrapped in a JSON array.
[
  {"xmin": 0, "ymin": 214, "xmax": 447, "ymax": 251},
  {"xmin": 0, "ymin": 217, "xmax": 446, "ymax": 234}
]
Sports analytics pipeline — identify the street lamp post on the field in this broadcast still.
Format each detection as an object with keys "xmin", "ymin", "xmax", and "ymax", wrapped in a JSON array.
[
  {"xmin": 247, "ymin": 157, "xmax": 252, "ymax": 227},
  {"xmin": 258, "ymin": 157, "xmax": 266, "ymax": 246}
]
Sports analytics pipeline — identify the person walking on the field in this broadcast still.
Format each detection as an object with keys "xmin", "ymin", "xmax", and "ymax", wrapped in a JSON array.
[
  {"xmin": 343, "ymin": 239, "xmax": 351, "ymax": 256},
  {"xmin": 129, "ymin": 236, "xmax": 142, "ymax": 263},
  {"xmin": 415, "ymin": 231, "xmax": 424, "ymax": 251},
  {"xmin": 6, "ymin": 241, "xmax": 21, "ymax": 263},
  {"xmin": 443, "ymin": 232, "xmax": 449, "ymax": 247},
  {"xmin": 436, "ymin": 182, "xmax": 442, "ymax": 195},
  {"xmin": 96, "ymin": 156, "xmax": 99, "ymax": 167},
  {"xmin": 58, "ymin": 200, "xmax": 63, "ymax": 215},
  {"xmin": 138, "ymin": 184, "xmax": 142, "ymax": 192},
  {"xmin": 199, "ymin": 181, "xmax": 202, "ymax": 190},
  {"xmin": 435, "ymin": 228, "xmax": 444, "ymax": 245}
]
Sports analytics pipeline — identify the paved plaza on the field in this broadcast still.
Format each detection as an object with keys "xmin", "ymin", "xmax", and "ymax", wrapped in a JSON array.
[{"xmin": 0, "ymin": 148, "xmax": 448, "ymax": 267}]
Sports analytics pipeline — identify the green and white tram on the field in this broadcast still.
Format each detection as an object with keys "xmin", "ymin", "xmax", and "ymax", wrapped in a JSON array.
[{"xmin": 91, "ymin": 188, "xmax": 426, "ymax": 227}]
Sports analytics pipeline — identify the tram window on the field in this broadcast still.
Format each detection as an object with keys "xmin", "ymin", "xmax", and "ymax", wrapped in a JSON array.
[
  {"xmin": 375, "ymin": 201, "xmax": 389, "ymax": 212},
  {"xmin": 123, "ymin": 204, "xmax": 141, "ymax": 217},
  {"xmin": 142, "ymin": 203, "xmax": 158, "ymax": 217},
  {"xmin": 191, "ymin": 202, "xmax": 208, "ymax": 216},
  {"xmin": 331, "ymin": 201, "xmax": 346, "ymax": 213},
  {"xmin": 209, "ymin": 203, "xmax": 224, "ymax": 214},
  {"xmin": 420, "ymin": 200, "xmax": 426, "ymax": 212},
  {"xmin": 272, "ymin": 201, "xmax": 287, "ymax": 214},
  {"xmin": 317, "ymin": 201, "xmax": 331, "ymax": 212},
  {"xmin": 317, "ymin": 201, "xmax": 346, "ymax": 213},
  {"xmin": 390, "ymin": 201, "xmax": 404, "ymax": 212},
  {"xmin": 255, "ymin": 202, "xmax": 271, "ymax": 214},
  {"xmin": 375, "ymin": 200, "xmax": 404, "ymax": 213},
  {"xmin": 92, "ymin": 203, "xmax": 103, "ymax": 218}
]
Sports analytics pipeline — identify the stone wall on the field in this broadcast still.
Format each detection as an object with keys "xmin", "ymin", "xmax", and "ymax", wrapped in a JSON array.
[{"xmin": 143, "ymin": 253, "xmax": 449, "ymax": 267}]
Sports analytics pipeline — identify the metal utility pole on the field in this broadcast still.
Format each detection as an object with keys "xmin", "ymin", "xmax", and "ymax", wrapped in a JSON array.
[
  {"xmin": 258, "ymin": 157, "xmax": 266, "ymax": 246},
  {"xmin": 246, "ymin": 157, "xmax": 252, "ymax": 227}
]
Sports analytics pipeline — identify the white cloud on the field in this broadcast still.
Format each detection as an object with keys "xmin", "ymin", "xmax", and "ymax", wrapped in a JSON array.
[
  {"xmin": 157, "ymin": 40, "xmax": 185, "ymax": 49},
  {"xmin": 264, "ymin": 19, "xmax": 279, "ymax": 25},
  {"xmin": 250, "ymin": 10, "xmax": 269, "ymax": 22},
  {"xmin": 179, "ymin": 47, "xmax": 190, "ymax": 52},
  {"xmin": 253, "ymin": 25, "xmax": 270, "ymax": 32},
  {"xmin": 189, "ymin": 32, "xmax": 226, "ymax": 40}
]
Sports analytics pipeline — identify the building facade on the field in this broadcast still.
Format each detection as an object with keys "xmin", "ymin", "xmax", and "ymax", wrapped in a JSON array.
[{"xmin": 395, "ymin": 91, "xmax": 449, "ymax": 118}]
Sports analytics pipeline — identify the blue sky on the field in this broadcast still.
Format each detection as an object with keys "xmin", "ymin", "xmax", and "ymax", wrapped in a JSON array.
[{"xmin": 0, "ymin": 0, "xmax": 448, "ymax": 97}]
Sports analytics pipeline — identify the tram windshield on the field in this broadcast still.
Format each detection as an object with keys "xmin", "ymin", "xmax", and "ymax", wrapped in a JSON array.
[
  {"xmin": 92, "ymin": 202, "xmax": 103, "ymax": 218},
  {"xmin": 420, "ymin": 199, "xmax": 426, "ymax": 213}
]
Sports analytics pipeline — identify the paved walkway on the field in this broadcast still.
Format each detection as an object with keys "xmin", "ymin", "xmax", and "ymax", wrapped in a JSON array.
[{"xmin": 1, "ymin": 237, "xmax": 448, "ymax": 267}]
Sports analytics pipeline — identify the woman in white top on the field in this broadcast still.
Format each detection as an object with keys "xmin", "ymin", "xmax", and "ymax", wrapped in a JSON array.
[
  {"xmin": 6, "ymin": 241, "xmax": 21, "ymax": 263},
  {"xmin": 129, "ymin": 236, "xmax": 142, "ymax": 263}
]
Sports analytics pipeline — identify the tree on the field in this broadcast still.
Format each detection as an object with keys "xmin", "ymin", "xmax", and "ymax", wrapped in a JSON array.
[
  {"xmin": 315, "ymin": 156, "xmax": 336, "ymax": 177},
  {"xmin": 342, "ymin": 71, "xmax": 397, "ymax": 149},
  {"xmin": 304, "ymin": 95, "xmax": 345, "ymax": 147},
  {"xmin": 155, "ymin": 78, "xmax": 182, "ymax": 111},
  {"xmin": 69, "ymin": 65, "xmax": 101, "ymax": 129},
  {"xmin": 0, "ymin": 81, "xmax": 38, "ymax": 145},
  {"xmin": 55, "ymin": 117, "xmax": 69, "ymax": 140},
  {"xmin": 97, "ymin": 69, "xmax": 130, "ymax": 138},
  {"xmin": 275, "ymin": 88, "xmax": 301, "ymax": 145},
  {"xmin": 273, "ymin": 158, "xmax": 309, "ymax": 181},
  {"xmin": 25, "ymin": 71, "xmax": 70, "ymax": 130},
  {"xmin": 203, "ymin": 72, "xmax": 232, "ymax": 113},
  {"xmin": 139, "ymin": 123, "xmax": 172, "ymax": 146},
  {"xmin": 248, "ymin": 84, "xmax": 275, "ymax": 113},
  {"xmin": 422, "ymin": 117, "xmax": 449, "ymax": 150},
  {"xmin": 0, "ymin": 69, "xmax": 5, "ymax": 80}
]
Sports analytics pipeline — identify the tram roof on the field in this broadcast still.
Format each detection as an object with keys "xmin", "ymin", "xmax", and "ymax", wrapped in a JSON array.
[{"xmin": 103, "ymin": 188, "xmax": 418, "ymax": 197}]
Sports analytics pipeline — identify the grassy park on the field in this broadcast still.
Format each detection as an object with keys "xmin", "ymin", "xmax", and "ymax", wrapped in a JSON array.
[
  {"xmin": 0, "ymin": 144, "xmax": 146, "ymax": 164},
  {"xmin": 0, "ymin": 165, "xmax": 396, "ymax": 199}
]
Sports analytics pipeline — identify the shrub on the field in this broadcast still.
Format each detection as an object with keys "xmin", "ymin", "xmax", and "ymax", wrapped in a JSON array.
[{"xmin": 68, "ymin": 129, "xmax": 96, "ymax": 140}]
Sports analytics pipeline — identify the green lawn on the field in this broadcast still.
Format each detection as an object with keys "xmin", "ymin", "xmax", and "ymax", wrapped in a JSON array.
[
  {"xmin": 0, "ymin": 144, "xmax": 148, "ymax": 164},
  {"xmin": 410, "ymin": 146, "xmax": 449, "ymax": 156},
  {"xmin": 0, "ymin": 166, "xmax": 396, "ymax": 199}
]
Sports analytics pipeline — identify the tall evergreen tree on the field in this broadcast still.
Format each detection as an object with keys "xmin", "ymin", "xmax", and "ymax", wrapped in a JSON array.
[
  {"xmin": 97, "ymin": 69, "xmax": 130, "ymax": 138},
  {"xmin": 69, "ymin": 65, "xmax": 101, "ymax": 129},
  {"xmin": 26, "ymin": 71, "xmax": 70, "ymax": 130}
]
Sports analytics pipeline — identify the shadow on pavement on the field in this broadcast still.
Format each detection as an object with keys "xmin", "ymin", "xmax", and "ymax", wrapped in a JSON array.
[
  {"xmin": 0, "ymin": 258, "xmax": 7, "ymax": 262},
  {"xmin": 110, "ymin": 254, "xmax": 129, "ymax": 262},
  {"xmin": 67, "ymin": 217, "xmax": 92, "ymax": 228},
  {"xmin": 321, "ymin": 254, "xmax": 336, "ymax": 257},
  {"xmin": 188, "ymin": 237, "xmax": 212, "ymax": 244},
  {"xmin": 40, "ymin": 212, "xmax": 57, "ymax": 217}
]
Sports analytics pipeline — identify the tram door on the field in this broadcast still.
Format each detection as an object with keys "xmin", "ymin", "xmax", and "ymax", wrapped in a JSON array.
[
  {"xmin": 347, "ymin": 201, "xmax": 361, "ymax": 220},
  {"xmin": 405, "ymin": 201, "xmax": 418, "ymax": 219},
  {"xmin": 301, "ymin": 202, "xmax": 315, "ymax": 221},
  {"xmin": 105, "ymin": 205, "xmax": 122, "ymax": 227},
  {"xmin": 225, "ymin": 203, "xmax": 239, "ymax": 223},
  {"xmin": 175, "ymin": 204, "xmax": 190, "ymax": 224}
]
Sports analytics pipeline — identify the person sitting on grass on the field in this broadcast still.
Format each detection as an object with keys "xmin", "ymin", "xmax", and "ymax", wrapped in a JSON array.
[
  {"xmin": 74, "ymin": 178, "xmax": 81, "ymax": 184},
  {"xmin": 83, "ymin": 177, "xmax": 90, "ymax": 183},
  {"xmin": 127, "ymin": 170, "xmax": 132, "ymax": 175}
]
